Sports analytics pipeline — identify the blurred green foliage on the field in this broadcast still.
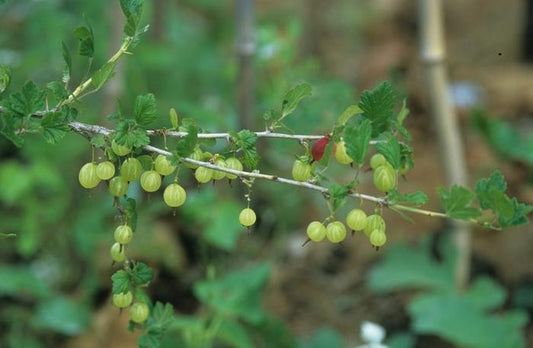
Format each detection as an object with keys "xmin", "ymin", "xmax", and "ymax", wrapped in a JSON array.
[
  {"xmin": 473, "ymin": 110, "xmax": 533, "ymax": 166},
  {"xmin": 369, "ymin": 235, "xmax": 529, "ymax": 348}
]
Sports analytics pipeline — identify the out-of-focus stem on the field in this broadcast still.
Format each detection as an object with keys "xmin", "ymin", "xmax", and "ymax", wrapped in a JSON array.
[
  {"xmin": 419, "ymin": 0, "xmax": 471, "ymax": 291},
  {"xmin": 236, "ymin": 0, "xmax": 256, "ymax": 129},
  {"xmin": 103, "ymin": 0, "xmax": 126, "ymax": 115}
]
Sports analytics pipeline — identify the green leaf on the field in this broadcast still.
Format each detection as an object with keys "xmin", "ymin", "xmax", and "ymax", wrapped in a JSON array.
[
  {"xmin": 262, "ymin": 107, "xmax": 277, "ymax": 121},
  {"xmin": 131, "ymin": 262, "xmax": 153, "ymax": 286},
  {"xmin": 72, "ymin": 25, "xmax": 94, "ymax": 58},
  {"xmin": 473, "ymin": 110, "xmax": 533, "ymax": 165},
  {"xmin": 152, "ymin": 302, "xmax": 175, "ymax": 329},
  {"xmin": 120, "ymin": 0, "xmax": 143, "ymax": 18},
  {"xmin": 0, "ymin": 266, "xmax": 51, "ymax": 298},
  {"xmin": 399, "ymin": 143, "xmax": 414, "ymax": 171},
  {"xmin": 7, "ymin": 80, "xmax": 46, "ymax": 116},
  {"xmin": 194, "ymin": 263, "xmax": 270, "ymax": 324},
  {"xmin": 0, "ymin": 64, "xmax": 10, "ymax": 93},
  {"xmin": 319, "ymin": 123, "xmax": 343, "ymax": 166},
  {"xmin": 281, "ymin": 83, "xmax": 312, "ymax": 119},
  {"xmin": 395, "ymin": 99, "xmax": 412, "ymax": 141},
  {"xmin": 111, "ymin": 270, "xmax": 131, "ymax": 294},
  {"xmin": 216, "ymin": 321, "xmax": 254, "ymax": 348},
  {"xmin": 0, "ymin": 233, "xmax": 15, "ymax": 239},
  {"xmin": 328, "ymin": 184, "xmax": 348, "ymax": 212},
  {"xmin": 396, "ymin": 98, "xmax": 409, "ymax": 125},
  {"xmin": 176, "ymin": 120, "xmax": 198, "ymax": 158},
  {"xmin": 61, "ymin": 41, "xmax": 71, "ymax": 84},
  {"xmin": 387, "ymin": 189, "xmax": 428, "ymax": 207},
  {"xmin": 202, "ymin": 200, "xmax": 243, "ymax": 250},
  {"xmin": 169, "ymin": 108, "xmax": 178, "ymax": 129},
  {"xmin": 375, "ymin": 135, "xmax": 401, "ymax": 169},
  {"xmin": 358, "ymin": 81, "xmax": 396, "ymax": 136},
  {"xmin": 91, "ymin": 61, "xmax": 116, "ymax": 91},
  {"xmin": 40, "ymin": 110, "xmax": 72, "ymax": 144},
  {"xmin": 368, "ymin": 237, "xmax": 456, "ymax": 293},
  {"xmin": 90, "ymin": 134, "xmax": 106, "ymax": 147},
  {"xmin": 123, "ymin": 197, "xmax": 138, "ymax": 231},
  {"xmin": 475, "ymin": 171, "xmax": 507, "ymax": 210},
  {"xmin": 300, "ymin": 327, "xmax": 343, "ymax": 348},
  {"xmin": 32, "ymin": 297, "xmax": 90, "ymax": 335},
  {"xmin": 230, "ymin": 129, "xmax": 259, "ymax": 169},
  {"xmin": 437, "ymin": 185, "xmax": 481, "ymax": 221},
  {"xmin": 464, "ymin": 277, "xmax": 506, "ymax": 311},
  {"xmin": 47, "ymin": 81, "xmax": 68, "ymax": 100},
  {"xmin": 115, "ymin": 119, "xmax": 150, "ymax": 148},
  {"xmin": 343, "ymin": 118, "xmax": 372, "ymax": 165},
  {"xmin": 120, "ymin": 0, "xmax": 143, "ymax": 36},
  {"xmin": 409, "ymin": 291, "xmax": 528, "ymax": 348},
  {"xmin": 136, "ymin": 155, "xmax": 153, "ymax": 171},
  {"xmin": 475, "ymin": 171, "xmax": 533, "ymax": 227},
  {"xmin": 337, "ymin": 105, "xmax": 363, "ymax": 125},
  {"xmin": 134, "ymin": 93, "xmax": 158, "ymax": 127},
  {"xmin": 138, "ymin": 329, "xmax": 163, "ymax": 348},
  {"xmin": 0, "ymin": 110, "xmax": 24, "ymax": 147}
]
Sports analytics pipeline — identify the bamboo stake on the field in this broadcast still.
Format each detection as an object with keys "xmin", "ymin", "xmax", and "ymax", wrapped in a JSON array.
[{"xmin": 419, "ymin": 0, "xmax": 471, "ymax": 290}]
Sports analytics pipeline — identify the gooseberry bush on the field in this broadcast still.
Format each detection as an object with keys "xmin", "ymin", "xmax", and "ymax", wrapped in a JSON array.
[{"xmin": 0, "ymin": 1, "xmax": 531, "ymax": 347}]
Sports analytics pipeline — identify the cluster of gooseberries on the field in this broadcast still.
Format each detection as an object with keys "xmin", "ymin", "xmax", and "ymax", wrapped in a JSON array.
[
  {"xmin": 78, "ymin": 140, "xmax": 188, "ymax": 208},
  {"xmin": 79, "ymin": 138, "xmax": 257, "ymax": 238},
  {"xmin": 299, "ymin": 141, "xmax": 397, "ymax": 248},
  {"xmin": 291, "ymin": 138, "xmax": 400, "ymax": 196},
  {"xmin": 306, "ymin": 209, "xmax": 387, "ymax": 248},
  {"xmin": 108, "ymin": 223, "xmax": 150, "ymax": 323}
]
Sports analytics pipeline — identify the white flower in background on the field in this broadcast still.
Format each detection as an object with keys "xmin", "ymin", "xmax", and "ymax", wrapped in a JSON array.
[{"xmin": 356, "ymin": 321, "xmax": 388, "ymax": 348}]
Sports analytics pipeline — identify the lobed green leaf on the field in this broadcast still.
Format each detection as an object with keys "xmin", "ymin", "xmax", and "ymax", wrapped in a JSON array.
[
  {"xmin": 6, "ymin": 81, "xmax": 46, "ymax": 116},
  {"xmin": 40, "ymin": 110, "xmax": 73, "ymax": 144},
  {"xmin": 387, "ymin": 189, "xmax": 428, "ymax": 207},
  {"xmin": 111, "ymin": 270, "xmax": 131, "ymax": 294},
  {"xmin": 138, "ymin": 329, "xmax": 163, "ymax": 348},
  {"xmin": 193, "ymin": 263, "xmax": 270, "ymax": 324},
  {"xmin": 375, "ymin": 135, "xmax": 401, "ymax": 169},
  {"xmin": 343, "ymin": 118, "xmax": 372, "ymax": 165},
  {"xmin": 134, "ymin": 93, "xmax": 158, "ymax": 128},
  {"xmin": 120, "ymin": 0, "xmax": 144, "ymax": 36},
  {"xmin": 152, "ymin": 302, "xmax": 175, "ymax": 329},
  {"xmin": 328, "ymin": 184, "xmax": 348, "ymax": 212},
  {"xmin": 437, "ymin": 185, "xmax": 482, "ymax": 221},
  {"xmin": 475, "ymin": 171, "xmax": 533, "ymax": 227},
  {"xmin": 176, "ymin": 119, "xmax": 199, "ymax": 158},
  {"xmin": 47, "ymin": 81, "xmax": 68, "ymax": 100},
  {"xmin": 230, "ymin": 129, "xmax": 259, "ymax": 170},
  {"xmin": 131, "ymin": 261, "xmax": 154, "ymax": 286},
  {"xmin": 115, "ymin": 119, "xmax": 150, "ymax": 148},
  {"xmin": 358, "ymin": 81, "xmax": 396, "ymax": 136}
]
